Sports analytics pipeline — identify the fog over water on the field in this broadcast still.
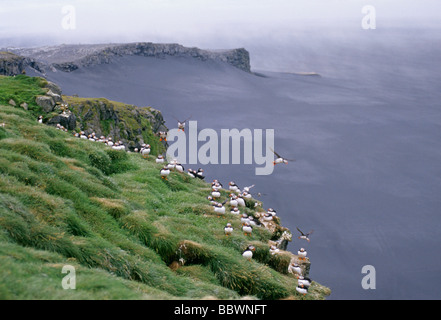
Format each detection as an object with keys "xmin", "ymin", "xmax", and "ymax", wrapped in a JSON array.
[{"xmin": 2, "ymin": 0, "xmax": 441, "ymax": 299}]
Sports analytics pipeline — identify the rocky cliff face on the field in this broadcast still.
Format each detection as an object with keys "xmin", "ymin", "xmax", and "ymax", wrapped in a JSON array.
[
  {"xmin": 28, "ymin": 77, "xmax": 167, "ymax": 152},
  {"xmin": 0, "ymin": 52, "xmax": 27, "ymax": 76},
  {"xmin": 6, "ymin": 43, "xmax": 251, "ymax": 74}
]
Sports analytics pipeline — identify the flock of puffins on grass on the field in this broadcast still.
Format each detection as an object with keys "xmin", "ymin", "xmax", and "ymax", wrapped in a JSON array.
[{"xmin": 36, "ymin": 115, "xmax": 316, "ymax": 296}]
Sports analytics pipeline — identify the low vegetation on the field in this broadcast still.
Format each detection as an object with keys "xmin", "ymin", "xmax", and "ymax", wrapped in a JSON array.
[{"xmin": 0, "ymin": 76, "xmax": 330, "ymax": 300}]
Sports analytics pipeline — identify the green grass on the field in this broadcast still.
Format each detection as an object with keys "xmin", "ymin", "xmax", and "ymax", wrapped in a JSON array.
[
  {"xmin": 0, "ymin": 75, "xmax": 47, "ymax": 115},
  {"xmin": 0, "ymin": 77, "xmax": 330, "ymax": 300}
]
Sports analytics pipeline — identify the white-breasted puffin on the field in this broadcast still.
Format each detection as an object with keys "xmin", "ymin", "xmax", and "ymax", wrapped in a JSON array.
[
  {"xmin": 243, "ymin": 184, "xmax": 255, "ymax": 193},
  {"xmin": 188, "ymin": 169, "xmax": 197, "ymax": 178},
  {"xmin": 157, "ymin": 131, "xmax": 168, "ymax": 142},
  {"xmin": 249, "ymin": 216, "xmax": 261, "ymax": 228},
  {"xmin": 229, "ymin": 195, "xmax": 238, "ymax": 208},
  {"xmin": 288, "ymin": 263, "xmax": 302, "ymax": 277},
  {"xmin": 175, "ymin": 163, "xmax": 184, "ymax": 173},
  {"xmin": 211, "ymin": 188, "xmax": 221, "ymax": 199},
  {"xmin": 106, "ymin": 138, "xmax": 114, "ymax": 146},
  {"xmin": 269, "ymin": 245, "xmax": 280, "ymax": 255},
  {"xmin": 211, "ymin": 182, "xmax": 222, "ymax": 192},
  {"xmin": 174, "ymin": 116, "xmax": 191, "ymax": 132},
  {"xmin": 242, "ymin": 223, "xmax": 253, "ymax": 236},
  {"xmin": 242, "ymin": 245, "xmax": 255, "ymax": 261},
  {"xmin": 241, "ymin": 214, "xmax": 250, "ymax": 225},
  {"xmin": 38, "ymin": 116, "xmax": 43, "ymax": 124},
  {"xmin": 263, "ymin": 213, "xmax": 273, "ymax": 222},
  {"xmin": 212, "ymin": 180, "xmax": 223, "ymax": 189},
  {"xmin": 207, "ymin": 196, "xmax": 216, "ymax": 205},
  {"xmin": 236, "ymin": 196, "xmax": 246, "ymax": 207},
  {"xmin": 229, "ymin": 182, "xmax": 239, "ymax": 193},
  {"xmin": 270, "ymin": 148, "xmax": 296, "ymax": 165},
  {"xmin": 160, "ymin": 167, "xmax": 170, "ymax": 180},
  {"xmin": 267, "ymin": 208, "xmax": 277, "ymax": 217},
  {"xmin": 167, "ymin": 159, "xmax": 177, "ymax": 170},
  {"xmin": 196, "ymin": 168, "xmax": 205, "ymax": 180},
  {"xmin": 230, "ymin": 207, "xmax": 240, "ymax": 215},
  {"xmin": 298, "ymin": 276, "xmax": 312, "ymax": 288},
  {"xmin": 141, "ymin": 144, "xmax": 151, "ymax": 158},
  {"xmin": 224, "ymin": 223, "xmax": 234, "ymax": 236},
  {"xmin": 296, "ymin": 285, "xmax": 308, "ymax": 296},
  {"xmin": 297, "ymin": 227, "xmax": 314, "ymax": 243},
  {"xmin": 298, "ymin": 248, "xmax": 308, "ymax": 261},
  {"xmin": 156, "ymin": 155, "xmax": 165, "ymax": 164},
  {"xmin": 214, "ymin": 200, "xmax": 227, "ymax": 217},
  {"xmin": 242, "ymin": 191, "xmax": 252, "ymax": 200}
]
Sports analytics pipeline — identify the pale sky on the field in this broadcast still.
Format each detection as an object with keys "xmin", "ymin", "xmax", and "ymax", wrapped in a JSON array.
[{"xmin": 0, "ymin": 0, "xmax": 439, "ymax": 47}]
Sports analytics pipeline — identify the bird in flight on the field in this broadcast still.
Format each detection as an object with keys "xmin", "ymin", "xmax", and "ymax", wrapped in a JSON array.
[
  {"xmin": 297, "ymin": 227, "xmax": 314, "ymax": 242},
  {"xmin": 270, "ymin": 148, "xmax": 296, "ymax": 165},
  {"xmin": 174, "ymin": 116, "xmax": 192, "ymax": 132}
]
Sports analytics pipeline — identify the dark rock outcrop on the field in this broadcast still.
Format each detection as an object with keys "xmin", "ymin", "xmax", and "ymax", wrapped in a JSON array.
[
  {"xmin": 36, "ymin": 96, "xmax": 56, "ymax": 113},
  {"xmin": 47, "ymin": 113, "xmax": 77, "ymax": 130},
  {"xmin": 0, "ymin": 52, "xmax": 26, "ymax": 76}
]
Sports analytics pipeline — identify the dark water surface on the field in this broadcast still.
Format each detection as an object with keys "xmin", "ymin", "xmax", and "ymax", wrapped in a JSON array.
[{"xmin": 42, "ymin": 30, "xmax": 441, "ymax": 299}]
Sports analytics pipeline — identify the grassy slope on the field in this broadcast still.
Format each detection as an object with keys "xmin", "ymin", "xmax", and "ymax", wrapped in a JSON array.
[{"xmin": 0, "ymin": 77, "xmax": 330, "ymax": 300}]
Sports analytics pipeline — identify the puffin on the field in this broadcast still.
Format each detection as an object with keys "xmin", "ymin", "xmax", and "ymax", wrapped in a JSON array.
[
  {"xmin": 158, "ymin": 131, "xmax": 168, "ymax": 142},
  {"xmin": 267, "ymin": 208, "xmax": 277, "ymax": 217},
  {"xmin": 196, "ymin": 168, "xmax": 205, "ymax": 180},
  {"xmin": 80, "ymin": 131, "xmax": 88, "ymax": 139},
  {"xmin": 242, "ymin": 223, "xmax": 253, "ymax": 236},
  {"xmin": 288, "ymin": 263, "xmax": 302, "ymax": 277},
  {"xmin": 297, "ymin": 227, "xmax": 314, "ymax": 243},
  {"xmin": 298, "ymin": 248, "xmax": 308, "ymax": 261},
  {"xmin": 242, "ymin": 245, "xmax": 255, "ymax": 261},
  {"xmin": 270, "ymin": 148, "xmax": 296, "ymax": 165},
  {"xmin": 263, "ymin": 213, "xmax": 273, "ymax": 222},
  {"xmin": 167, "ymin": 159, "xmax": 177, "ymax": 170},
  {"xmin": 243, "ymin": 184, "xmax": 255, "ymax": 193},
  {"xmin": 160, "ymin": 167, "xmax": 171, "ymax": 180},
  {"xmin": 214, "ymin": 200, "xmax": 227, "ymax": 217},
  {"xmin": 175, "ymin": 163, "xmax": 185, "ymax": 173},
  {"xmin": 296, "ymin": 285, "xmax": 308, "ymax": 296},
  {"xmin": 37, "ymin": 116, "xmax": 43, "ymax": 124},
  {"xmin": 187, "ymin": 169, "xmax": 197, "ymax": 178},
  {"xmin": 248, "ymin": 216, "xmax": 261, "ymax": 227},
  {"xmin": 224, "ymin": 223, "xmax": 234, "ymax": 236},
  {"xmin": 211, "ymin": 188, "xmax": 221, "ymax": 199},
  {"xmin": 207, "ymin": 196, "xmax": 216, "ymax": 205},
  {"xmin": 141, "ymin": 144, "xmax": 151, "ymax": 158},
  {"xmin": 212, "ymin": 182, "xmax": 222, "ymax": 192},
  {"xmin": 229, "ymin": 195, "xmax": 238, "ymax": 208},
  {"xmin": 236, "ymin": 196, "xmax": 246, "ymax": 207},
  {"xmin": 240, "ymin": 214, "xmax": 250, "ymax": 226},
  {"xmin": 298, "ymin": 276, "xmax": 312, "ymax": 288},
  {"xmin": 242, "ymin": 191, "xmax": 252, "ymax": 200},
  {"xmin": 229, "ymin": 182, "xmax": 239, "ymax": 193},
  {"xmin": 212, "ymin": 180, "xmax": 223, "ymax": 189},
  {"xmin": 106, "ymin": 138, "xmax": 114, "ymax": 146},
  {"xmin": 156, "ymin": 155, "xmax": 165, "ymax": 164},
  {"xmin": 174, "ymin": 116, "xmax": 191, "ymax": 132},
  {"xmin": 230, "ymin": 207, "xmax": 240, "ymax": 215},
  {"xmin": 269, "ymin": 245, "xmax": 280, "ymax": 255}
]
